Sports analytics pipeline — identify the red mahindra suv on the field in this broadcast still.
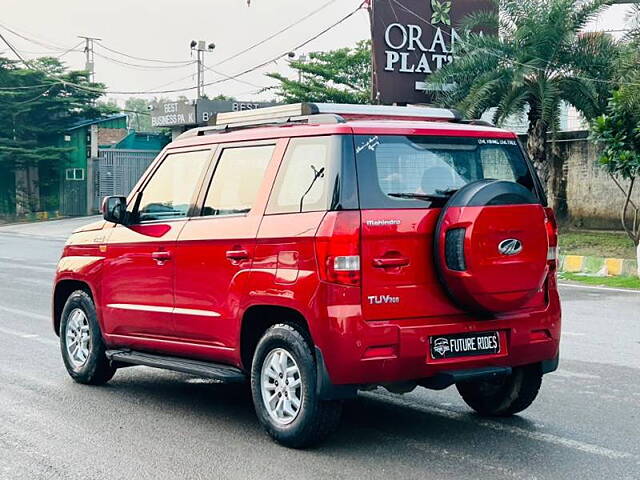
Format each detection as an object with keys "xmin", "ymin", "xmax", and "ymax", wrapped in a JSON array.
[{"xmin": 53, "ymin": 103, "xmax": 560, "ymax": 448}]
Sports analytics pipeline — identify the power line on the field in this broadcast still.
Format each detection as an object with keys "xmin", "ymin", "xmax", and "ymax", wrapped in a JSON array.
[
  {"xmin": 56, "ymin": 41, "xmax": 84, "ymax": 59},
  {"xmin": 92, "ymin": 50, "xmax": 196, "ymax": 71},
  {"xmin": 0, "ymin": 83, "xmax": 59, "ymax": 91},
  {"xmin": 0, "ymin": 3, "xmax": 366, "ymax": 96},
  {"xmin": 213, "ymin": 0, "xmax": 338, "ymax": 67},
  {"xmin": 0, "ymin": 22, "xmax": 70, "ymax": 52},
  {"xmin": 0, "ymin": 30, "xmax": 29, "ymax": 63},
  {"xmin": 70, "ymin": 2, "xmax": 365, "ymax": 95},
  {"xmin": 14, "ymin": 85, "xmax": 56, "ymax": 105},
  {"xmin": 201, "ymin": 64, "xmax": 267, "ymax": 89},
  {"xmin": 95, "ymin": 42, "xmax": 194, "ymax": 65},
  {"xmin": 194, "ymin": 2, "xmax": 367, "ymax": 93}
]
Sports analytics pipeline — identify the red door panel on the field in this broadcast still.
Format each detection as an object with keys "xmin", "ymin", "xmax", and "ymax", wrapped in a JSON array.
[
  {"xmin": 101, "ymin": 221, "xmax": 185, "ymax": 337},
  {"xmin": 173, "ymin": 215, "xmax": 262, "ymax": 351}
]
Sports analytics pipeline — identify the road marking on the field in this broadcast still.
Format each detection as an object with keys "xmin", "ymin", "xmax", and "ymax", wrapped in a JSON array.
[
  {"xmin": 552, "ymin": 369, "xmax": 601, "ymax": 380},
  {"xmin": 0, "ymin": 305, "xmax": 49, "ymax": 321},
  {"xmin": 559, "ymin": 283, "xmax": 640, "ymax": 294},
  {"xmin": 0, "ymin": 326, "xmax": 57, "ymax": 346},
  {"xmin": 0, "ymin": 262, "xmax": 54, "ymax": 273},
  {"xmin": 365, "ymin": 391, "xmax": 636, "ymax": 461}
]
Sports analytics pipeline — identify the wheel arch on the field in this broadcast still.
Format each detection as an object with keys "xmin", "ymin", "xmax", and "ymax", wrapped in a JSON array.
[
  {"xmin": 53, "ymin": 279, "xmax": 95, "ymax": 336},
  {"xmin": 239, "ymin": 305, "xmax": 313, "ymax": 372}
]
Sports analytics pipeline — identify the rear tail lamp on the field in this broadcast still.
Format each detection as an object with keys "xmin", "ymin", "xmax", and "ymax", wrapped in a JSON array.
[
  {"xmin": 315, "ymin": 211, "xmax": 361, "ymax": 286},
  {"xmin": 544, "ymin": 207, "xmax": 558, "ymax": 270}
]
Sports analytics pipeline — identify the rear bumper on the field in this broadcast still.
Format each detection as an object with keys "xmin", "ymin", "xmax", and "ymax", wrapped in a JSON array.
[{"xmin": 315, "ymin": 288, "xmax": 561, "ymax": 387}]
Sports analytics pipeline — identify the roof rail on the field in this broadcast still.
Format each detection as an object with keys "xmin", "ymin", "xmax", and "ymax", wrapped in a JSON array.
[
  {"xmin": 175, "ymin": 102, "xmax": 463, "ymax": 141},
  {"xmin": 176, "ymin": 113, "xmax": 344, "ymax": 141}
]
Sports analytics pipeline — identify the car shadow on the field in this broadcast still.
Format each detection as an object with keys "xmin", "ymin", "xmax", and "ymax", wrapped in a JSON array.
[
  {"xmin": 76, "ymin": 367, "xmax": 628, "ymax": 479},
  {"xmin": 98, "ymin": 367, "xmax": 549, "ymax": 457}
]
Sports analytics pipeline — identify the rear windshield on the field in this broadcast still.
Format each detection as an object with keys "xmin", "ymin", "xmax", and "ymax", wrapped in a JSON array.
[{"xmin": 354, "ymin": 135, "xmax": 537, "ymax": 209}]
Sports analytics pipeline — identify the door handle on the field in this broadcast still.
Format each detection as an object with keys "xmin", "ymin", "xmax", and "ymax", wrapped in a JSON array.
[
  {"xmin": 372, "ymin": 256, "xmax": 410, "ymax": 268},
  {"xmin": 226, "ymin": 249, "xmax": 250, "ymax": 261},
  {"xmin": 152, "ymin": 251, "xmax": 171, "ymax": 264}
]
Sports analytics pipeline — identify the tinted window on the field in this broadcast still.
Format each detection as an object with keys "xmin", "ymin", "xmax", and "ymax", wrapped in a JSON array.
[
  {"xmin": 355, "ymin": 135, "xmax": 535, "ymax": 209},
  {"xmin": 137, "ymin": 150, "xmax": 211, "ymax": 222},
  {"xmin": 267, "ymin": 137, "xmax": 334, "ymax": 214},
  {"xmin": 202, "ymin": 145, "xmax": 273, "ymax": 217}
]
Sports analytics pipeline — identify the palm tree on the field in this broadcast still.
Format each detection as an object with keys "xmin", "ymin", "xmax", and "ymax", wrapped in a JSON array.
[{"xmin": 430, "ymin": 0, "xmax": 619, "ymax": 210}]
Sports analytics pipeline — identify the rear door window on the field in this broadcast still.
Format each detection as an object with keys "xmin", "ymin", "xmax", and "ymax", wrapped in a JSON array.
[
  {"xmin": 201, "ymin": 144, "xmax": 274, "ymax": 217},
  {"xmin": 266, "ymin": 136, "xmax": 335, "ymax": 214},
  {"xmin": 355, "ymin": 135, "xmax": 536, "ymax": 209}
]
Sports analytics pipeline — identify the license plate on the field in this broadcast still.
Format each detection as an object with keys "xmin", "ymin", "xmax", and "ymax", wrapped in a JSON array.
[{"xmin": 430, "ymin": 331, "xmax": 500, "ymax": 360}]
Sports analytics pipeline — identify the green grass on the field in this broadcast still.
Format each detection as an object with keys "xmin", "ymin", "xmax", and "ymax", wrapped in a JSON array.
[
  {"xmin": 559, "ymin": 272, "xmax": 640, "ymax": 289},
  {"xmin": 559, "ymin": 229, "xmax": 636, "ymax": 259}
]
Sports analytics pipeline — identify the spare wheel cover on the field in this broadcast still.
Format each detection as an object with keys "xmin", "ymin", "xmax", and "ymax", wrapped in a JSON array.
[{"xmin": 434, "ymin": 180, "xmax": 549, "ymax": 314}]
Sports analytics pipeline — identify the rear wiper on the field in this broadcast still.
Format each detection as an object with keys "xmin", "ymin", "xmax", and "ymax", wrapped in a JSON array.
[
  {"xmin": 435, "ymin": 188, "xmax": 460, "ymax": 196},
  {"xmin": 387, "ymin": 192, "xmax": 449, "ymax": 202}
]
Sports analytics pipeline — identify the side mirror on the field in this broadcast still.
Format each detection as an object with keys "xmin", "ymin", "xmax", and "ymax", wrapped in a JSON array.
[{"xmin": 102, "ymin": 196, "xmax": 128, "ymax": 225}]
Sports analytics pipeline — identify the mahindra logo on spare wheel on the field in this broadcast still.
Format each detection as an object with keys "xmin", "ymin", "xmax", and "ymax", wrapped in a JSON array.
[
  {"xmin": 369, "ymin": 0, "xmax": 495, "ymax": 104},
  {"xmin": 498, "ymin": 239, "xmax": 523, "ymax": 256}
]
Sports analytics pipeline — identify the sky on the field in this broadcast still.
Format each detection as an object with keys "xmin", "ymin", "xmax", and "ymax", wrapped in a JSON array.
[{"xmin": 0, "ymin": 0, "xmax": 633, "ymax": 104}]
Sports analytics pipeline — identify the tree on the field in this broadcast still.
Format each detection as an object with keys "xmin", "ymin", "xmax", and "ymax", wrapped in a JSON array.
[
  {"xmin": 590, "ymin": 93, "xmax": 640, "ymax": 274},
  {"xmin": 121, "ymin": 98, "xmax": 157, "ymax": 132},
  {"xmin": 589, "ymin": 9, "xmax": 640, "ymax": 274},
  {"xmin": 0, "ymin": 56, "xmax": 113, "ymax": 215},
  {"xmin": 266, "ymin": 41, "xmax": 371, "ymax": 104},
  {"xmin": 429, "ymin": 0, "xmax": 619, "ymax": 212}
]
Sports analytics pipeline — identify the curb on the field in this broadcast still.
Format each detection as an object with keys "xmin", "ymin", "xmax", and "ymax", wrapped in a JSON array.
[{"xmin": 559, "ymin": 254, "xmax": 638, "ymax": 277}]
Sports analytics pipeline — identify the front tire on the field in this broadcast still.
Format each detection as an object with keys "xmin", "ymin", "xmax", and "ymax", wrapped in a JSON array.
[
  {"xmin": 60, "ymin": 290, "xmax": 116, "ymax": 385},
  {"xmin": 456, "ymin": 364, "xmax": 542, "ymax": 417},
  {"xmin": 250, "ymin": 324, "xmax": 342, "ymax": 448}
]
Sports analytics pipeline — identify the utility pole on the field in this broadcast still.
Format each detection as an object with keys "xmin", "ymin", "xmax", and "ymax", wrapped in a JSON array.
[
  {"xmin": 190, "ymin": 40, "xmax": 215, "ymax": 99},
  {"xmin": 78, "ymin": 35, "xmax": 101, "ymax": 82},
  {"xmin": 78, "ymin": 35, "xmax": 101, "ymax": 215}
]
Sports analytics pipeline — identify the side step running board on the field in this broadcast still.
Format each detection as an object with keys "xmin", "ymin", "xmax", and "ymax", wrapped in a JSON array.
[{"xmin": 106, "ymin": 350, "xmax": 246, "ymax": 383}]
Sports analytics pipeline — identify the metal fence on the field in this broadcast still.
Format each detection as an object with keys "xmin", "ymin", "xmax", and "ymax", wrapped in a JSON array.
[{"xmin": 92, "ymin": 149, "xmax": 158, "ymax": 211}]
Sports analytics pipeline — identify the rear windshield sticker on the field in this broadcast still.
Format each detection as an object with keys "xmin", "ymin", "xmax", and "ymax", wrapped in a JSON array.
[
  {"xmin": 477, "ymin": 139, "xmax": 518, "ymax": 146},
  {"xmin": 356, "ymin": 136, "xmax": 380, "ymax": 154}
]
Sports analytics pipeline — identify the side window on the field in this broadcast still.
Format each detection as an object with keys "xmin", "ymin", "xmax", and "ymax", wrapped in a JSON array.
[
  {"xmin": 480, "ymin": 147, "xmax": 517, "ymax": 181},
  {"xmin": 266, "ymin": 137, "xmax": 332, "ymax": 214},
  {"xmin": 202, "ymin": 144, "xmax": 274, "ymax": 217},
  {"xmin": 137, "ymin": 150, "xmax": 211, "ymax": 223}
]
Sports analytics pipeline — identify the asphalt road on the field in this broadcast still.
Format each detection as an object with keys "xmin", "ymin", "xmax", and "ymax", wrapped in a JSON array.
[{"xmin": 0, "ymin": 218, "xmax": 638, "ymax": 480}]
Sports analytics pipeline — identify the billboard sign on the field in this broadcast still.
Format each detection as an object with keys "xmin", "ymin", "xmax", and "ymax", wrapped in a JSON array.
[
  {"xmin": 196, "ymin": 100, "xmax": 279, "ymax": 124},
  {"xmin": 150, "ymin": 100, "xmax": 196, "ymax": 127},
  {"xmin": 370, "ymin": 0, "xmax": 495, "ymax": 104}
]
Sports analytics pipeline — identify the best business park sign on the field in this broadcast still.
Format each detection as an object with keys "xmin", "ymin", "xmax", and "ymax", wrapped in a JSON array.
[
  {"xmin": 150, "ymin": 100, "xmax": 196, "ymax": 128},
  {"xmin": 370, "ymin": 0, "xmax": 494, "ymax": 104}
]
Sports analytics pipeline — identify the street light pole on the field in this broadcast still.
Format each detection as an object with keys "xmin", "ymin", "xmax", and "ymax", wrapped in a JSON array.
[{"xmin": 190, "ymin": 40, "xmax": 216, "ymax": 99}]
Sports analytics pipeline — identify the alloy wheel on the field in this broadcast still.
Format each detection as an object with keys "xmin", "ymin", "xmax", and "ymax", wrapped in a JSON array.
[
  {"xmin": 260, "ymin": 348, "xmax": 303, "ymax": 425},
  {"xmin": 65, "ymin": 308, "xmax": 91, "ymax": 368}
]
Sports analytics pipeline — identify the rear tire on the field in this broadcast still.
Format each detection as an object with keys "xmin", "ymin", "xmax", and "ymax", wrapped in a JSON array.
[
  {"xmin": 250, "ymin": 324, "xmax": 342, "ymax": 448},
  {"xmin": 60, "ymin": 290, "xmax": 116, "ymax": 385},
  {"xmin": 456, "ymin": 364, "xmax": 542, "ymax": 417}
]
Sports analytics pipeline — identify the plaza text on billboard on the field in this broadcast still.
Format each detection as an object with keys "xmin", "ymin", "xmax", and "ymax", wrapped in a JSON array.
[{"xmin": 383, "ymin": 23, "xmax": 460, "ymax": 75}]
